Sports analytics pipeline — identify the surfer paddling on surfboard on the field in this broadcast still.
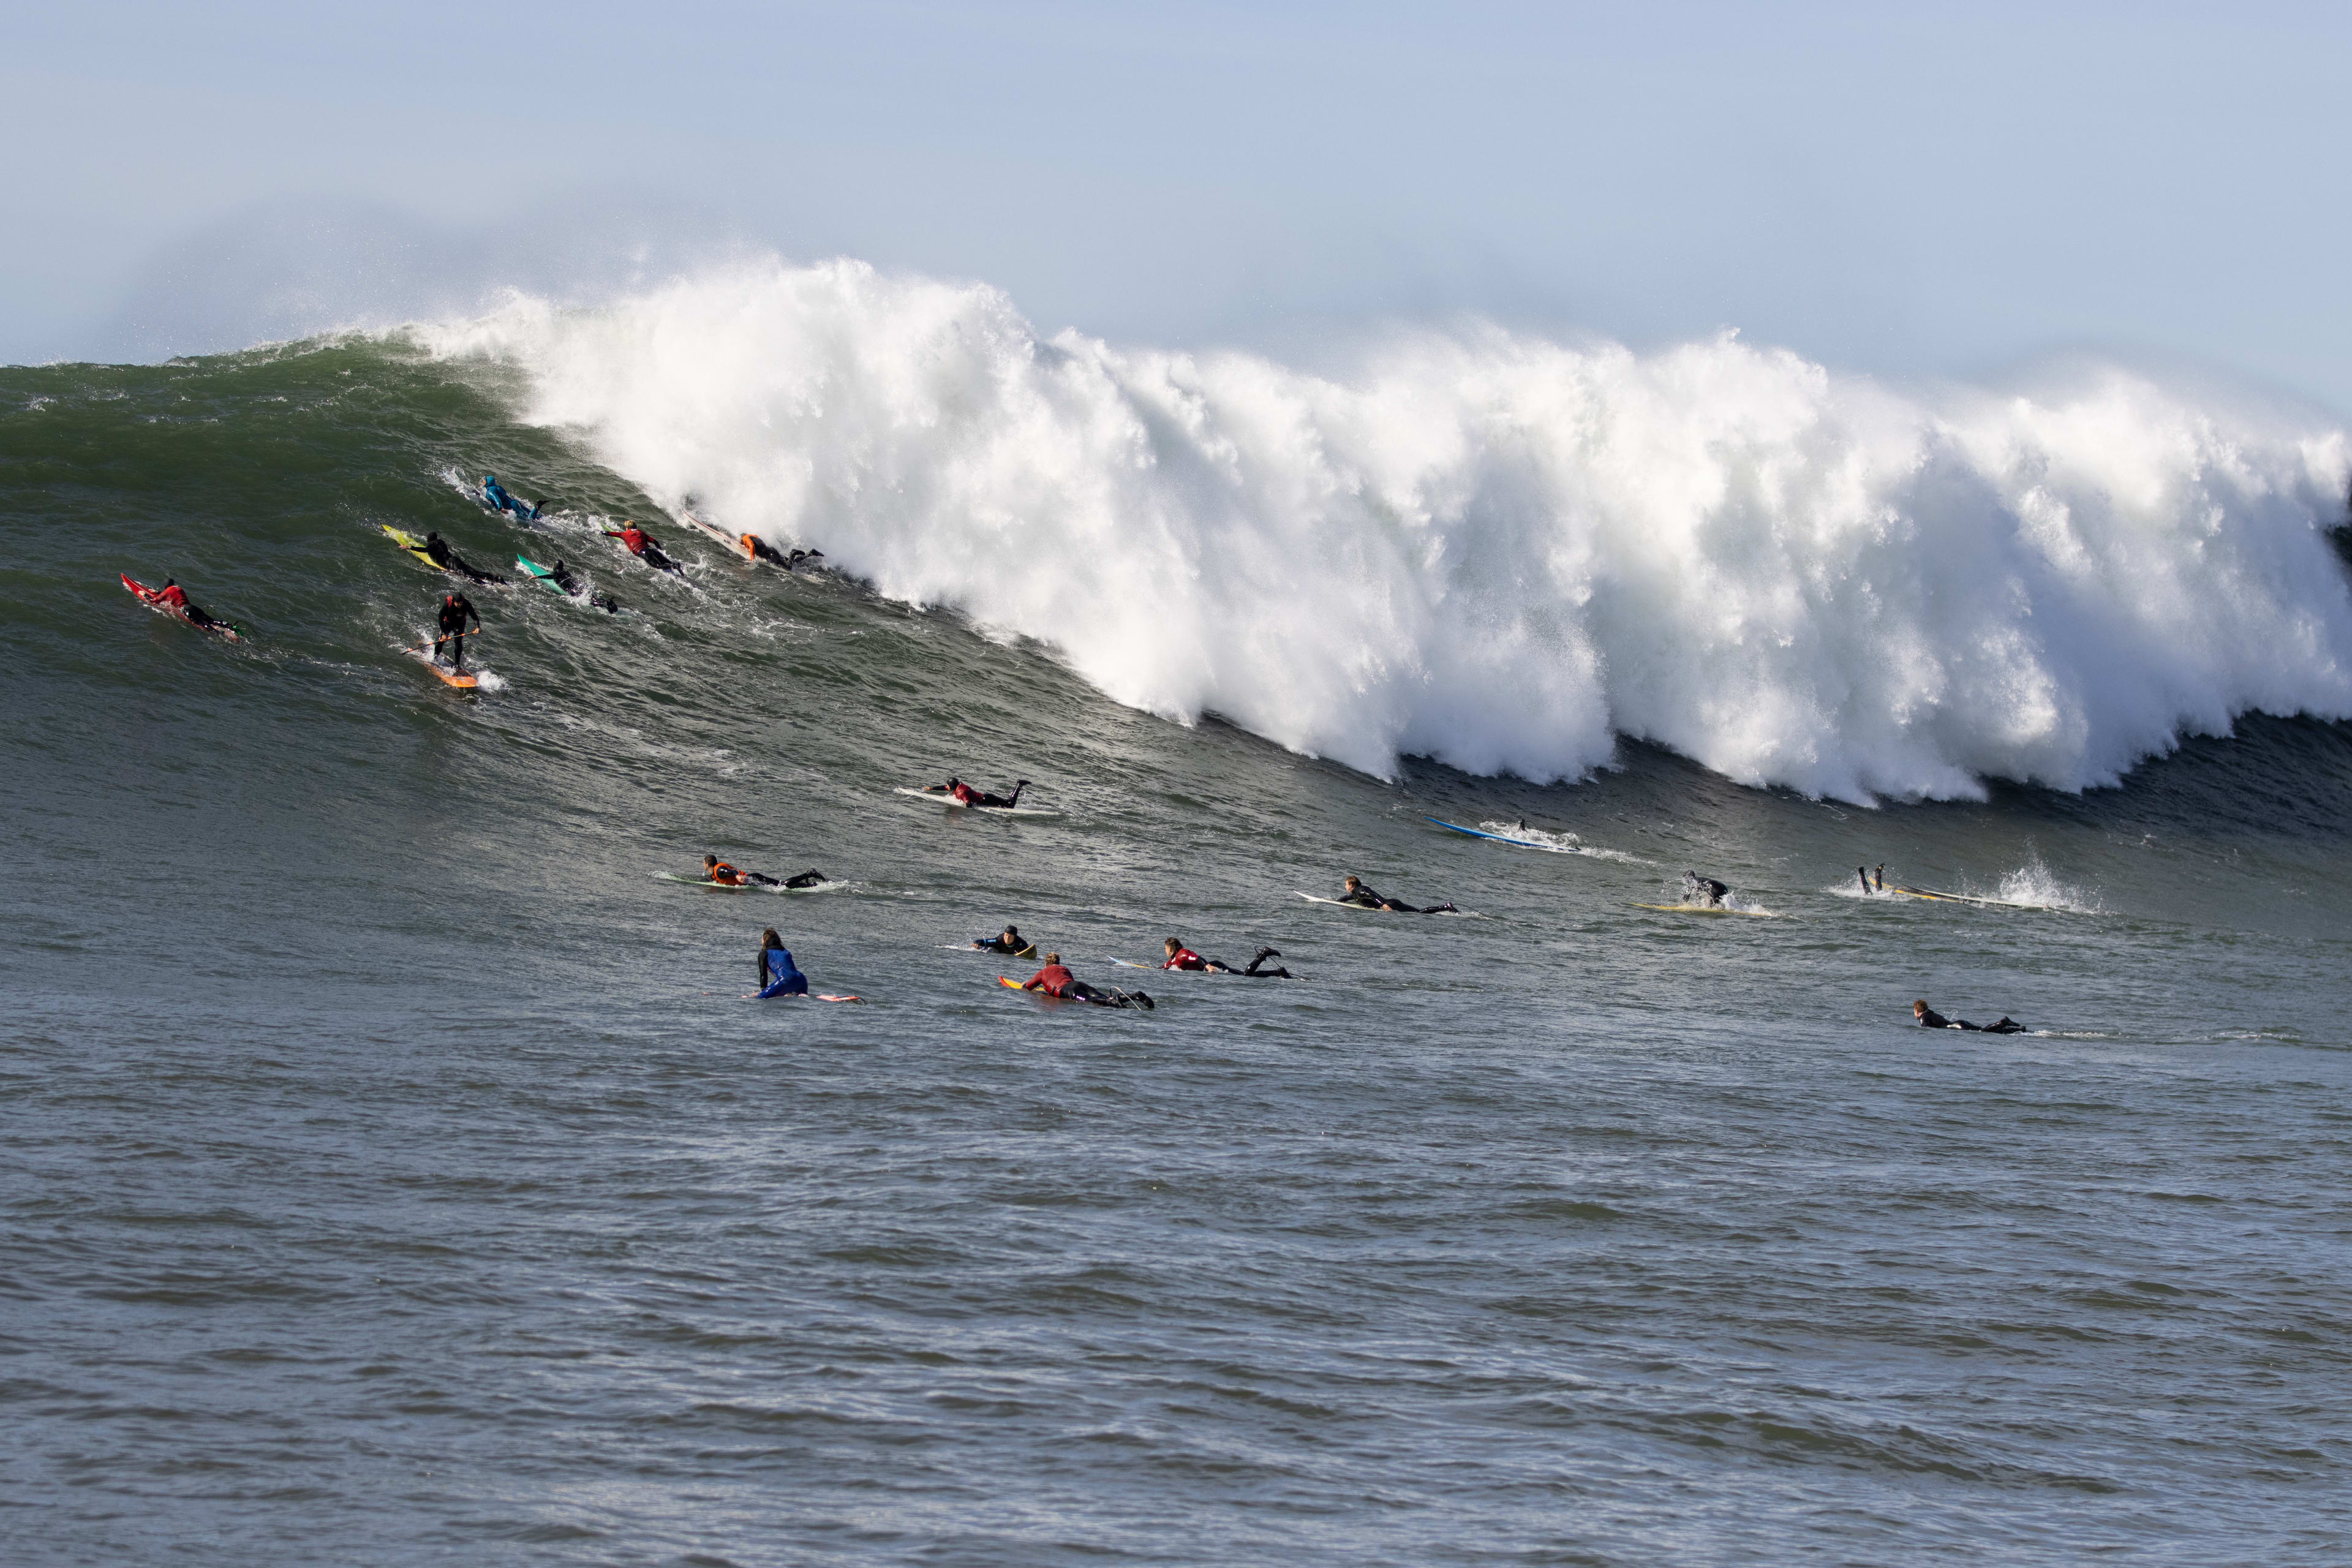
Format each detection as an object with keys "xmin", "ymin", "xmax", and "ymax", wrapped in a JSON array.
[
  {"xmin": 1160, "ymin": 938, "xmax": 1292, "ymax": 978},
  {"xmin": 1913, "ymin": 1000, "xmax": 2026, "ymax": 1034},
  {"xmin": 927, "ymin": 777, "xmax": 1029, "ymax": 809},
  {"xmin": 747, "ymin": 534, "xmax": 823, "ymax": 570},
  {"xmin": 605, "ymin": 522, "xmax": 687, "ymax": 578},
  {"xmin": 973, "ymin": 924, "xmax": 1035, "ymax": 956},
  {"xmin": 434, "ymin": 591, "xmax": 481, "ymax": 674},
  {"xmin": 545, "ymin": 559, "xmax": 622, "ymax": 614},
  {"xmin": 1019, "ymin": 954, "xmax": 1153, "ymax": 1009},
  {"xmin": 143, "ymin": 578, "xmax": 240, "ymax": 638},
  {"xmin": 1336, "ymin": 876, "xmax": 1457, "ymax": 914},
  {"xmin": 704, "ymin": 854, "xmax": 828, "ymax": 889},
  {"xmin": 482, "ymin": 474, "xmax": 540, "ymax": 522},
  {"xmin": 421, "ymin": 531, "xmax": 507, "ymax": 584}
]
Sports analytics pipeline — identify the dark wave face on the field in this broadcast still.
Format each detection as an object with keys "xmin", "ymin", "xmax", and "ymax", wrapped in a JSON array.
[{"xmin": 6, "ymin": 334, "xmax": 2351, "ymax": 1566}]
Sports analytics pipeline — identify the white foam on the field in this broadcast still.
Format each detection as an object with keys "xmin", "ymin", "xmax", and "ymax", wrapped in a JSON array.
[{"xmin": 412, "ymin": 257, "xmax": 2352, "ymax": 801}]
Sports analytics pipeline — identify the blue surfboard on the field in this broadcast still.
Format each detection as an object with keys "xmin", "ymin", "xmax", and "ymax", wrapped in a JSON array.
[{"xmin": 1424, "ymin": 814, "xmax": 1549, "ymax": 849}]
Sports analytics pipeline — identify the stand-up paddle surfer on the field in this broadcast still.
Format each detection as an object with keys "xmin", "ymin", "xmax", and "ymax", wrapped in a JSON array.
[
  {"xmin": 434, "ymin": 591, "xmax": 480, "ymax": 673},
  {"xmin": 1336, "ymin": 875, "xmax": 1457, "ymax": 914}
]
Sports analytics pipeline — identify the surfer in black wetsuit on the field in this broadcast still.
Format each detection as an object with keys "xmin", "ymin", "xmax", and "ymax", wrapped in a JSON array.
[
  {"xmin": 1913, "ymin": 1000, "xmax": 2026, "ymax": 1033},
  {"xmin": 546, "ymin": 559, "xmax": 622, "ymax": 614},
  {"xmin": 1874, "ymin": 864, "xmax": 1887, "ymax": 892},
  {"xmin": 423, "ymin": 530, "xmax": 507, "ymax": 584},
  {"xmin": 973, "ymin": 924, "xmax": 1031, "ymax": 954},
  {"xmin": 157, "ymin": 579, "xmax": 232, "ymax": 633},
  {"xmin": 1338, "ymin": 876, "xmax": 1457, "ymax": 914},
  {"xmin": 1682, "ymin": 871, "xmax": 1731, "ymax": 908},
  {"xmin": 434, "ymin": 591, "xmax": 480, "ymax": 672}
]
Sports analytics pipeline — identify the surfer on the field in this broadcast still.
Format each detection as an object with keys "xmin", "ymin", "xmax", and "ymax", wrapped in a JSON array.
[
  {"xmin": 1160, "ymin": 938, "xmax": 1292, "ymax": 978},
  {"xmin": 1338, "ymin": 876, "xmax": 1457, "ymax": 914},
  {"xmin": 434, "ymin": 591, "xmax": 481, "ymax": 672},
  {"xmin": 1020, "ymin": 954, "xmax": 1153, "ymax": 1009},
  {"xmin": 703, "ymin": 854, "xmax": 827, "ymax": 889},
  {"xmin": 1913, "ymin": 1000, "xmax": 2026, "ymax": 1034},
  {"xmin": 483, "ymin": 474, "xmax": 538, "ymax": 521},
  {"xmin": 756, "ymin": 929, "xmax": 808, "ymax": 997},
  {"xmin": 973, "ymin": 924, "xmax": 1032, "ymax": 954},
  {"xmin": 746, "ymin": 533, "xmax": 824, "ymax": 570},
  {"xmin": 933, "ymin": 777, "xmax": 1029, "ymax": 809},
  {"xmin": 1856, "ymin": 866, "xmax": 1874, "ymax": 896},
  {"xmin": 155, "ymin": 578, "xmax": 232, "ymax": 633},
  {"xmin": 1681, "ymin": 872, "xmax": 1731, "ymax": 908},
  {"xmin": 605, "ymin": 522, "xmax": 686, "ymax": 577},
  {"xmin": 421, "ymin": 530, "xmax": 507, "ymax": 584},
  {"xmin": 545, "ymin": 559, "xmax": 622, "ymax": 614}
]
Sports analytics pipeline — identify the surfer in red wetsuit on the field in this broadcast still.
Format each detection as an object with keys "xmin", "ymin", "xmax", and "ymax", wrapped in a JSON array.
[
  {"xmin": 1020, "ymin": 954, "xmax": 1153, "ymax": 1009},
  {"xmin": 605, "ymin": 522, "xmax": 685, "ymax": 576},
  {"xmin": 154, "ymin": 578, "xmax": 233, "ymax": 632},
  {"xmin": 935, "ymin": 777, "xmax": 1029, "ymax": 808},
  {"xmin": 1160, "ymin": 938, "xmax": 1292, "ymax": 978}
]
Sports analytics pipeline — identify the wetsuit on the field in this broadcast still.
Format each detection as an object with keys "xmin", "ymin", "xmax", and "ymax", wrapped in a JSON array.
[
  {"xmin": 1340, "ymin": 884, "xmax": 1455, "ymax": 914},
  {"xmin": 1873, "ymin": 865, "xmax": 1887, "ymax": 892},
  {"xmin": 1161, "ymin": 947, "xmax": 1212, "ymax": 971},
  {"xmin": 435, "ymin": 595, "xmax": 480, "ymax": 671},
  {"xmin": 547, "ymin": 560, "xmax": 621, "ymax": 614},
  {"xmin": 1683, "ymin": 873, "xmax": 1730, "ymax": 908},
  {"xmin": 1241, "ymin": 947, "xmax": 1292, "ymax": 978},
  {"xmin": 1917, "ymin": 1008, "xmax": 2027, "ymax": 1034},
  {"xmin": 756, "ymin": 943, "xmax": 809, "ymax": 998},
  {"xmin": 1022, "ymin": 963, "xmax": 1152, "ymax": 1009},
  {"xmin": 946, "ymin": 780, "xmax": 1027, "ymax": 809},
  {"xmin": 1858, "ymin": 867, "xmax": 1873, "ymax": 895},
  {"xmin": 423, "ymin": 535, "xmax": 505, "ymax": 584},
  {"xmin": 483, "ymin": 476, "xmax": 537, "ymax": 521}
]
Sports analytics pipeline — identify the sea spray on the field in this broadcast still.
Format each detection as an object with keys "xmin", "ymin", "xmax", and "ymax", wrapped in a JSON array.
[{"xmin": 416, "ymin": 258, "xmax": 2352, "ymax": 801}]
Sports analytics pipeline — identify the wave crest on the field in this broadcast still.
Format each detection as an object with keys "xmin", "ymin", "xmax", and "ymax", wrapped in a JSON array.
[{"xmin": 415, "ymin": 257, "xmax": 2352, "ymax": 801}]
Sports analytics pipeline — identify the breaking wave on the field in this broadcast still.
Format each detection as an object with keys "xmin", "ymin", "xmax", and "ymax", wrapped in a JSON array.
[{"xmin": 414, "ymin": 257, "xmax": 2352, "ymax": 801}]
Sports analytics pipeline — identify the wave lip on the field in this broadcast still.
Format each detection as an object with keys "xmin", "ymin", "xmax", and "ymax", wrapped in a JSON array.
[{"xmin": 415, "ymin": 257, "xmax": 2352, "ymax": 801}]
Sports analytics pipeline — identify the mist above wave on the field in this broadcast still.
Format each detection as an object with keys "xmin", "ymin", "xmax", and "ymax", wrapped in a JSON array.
[{"xmin": 415, "ymin": 257, "xmax": 2352, "ymax": 801}]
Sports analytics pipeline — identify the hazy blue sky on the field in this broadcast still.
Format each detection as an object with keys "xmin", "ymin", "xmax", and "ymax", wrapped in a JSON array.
[{"xmin": 6, "ymin": 1, "xmax": 2348, "ymax": 409}]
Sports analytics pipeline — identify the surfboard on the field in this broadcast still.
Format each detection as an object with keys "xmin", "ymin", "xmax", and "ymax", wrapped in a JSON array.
[
  {"xmin": 893, "ymin": 786, "xmax": 1061, "ymax": 818},
  {"xmin": 945, "ymin": 941, "xmax": 1039, "ymax": 958},
  {"xmin": 679, "ymin": 511, "xmax": 755, "ymax": 560},
  {"xmin": 409, "ymin": 652, "xmax": 478, "ymax": 689},
  {"xmin": 381, "ymin": 525, "xmax": 440, "ymax": 568},
  {"xmin": 121, "ymin": 575, "xmax": 244, "ymax": 641},
  {"xmin": 516, "ymin": 557, "xmax": 568, "ymax": 592},
  {"xmin": 1423, "ymin": 815, "xmax": 1551, "ymax": 849},
  {"xmin": 1890, "ymin": 884, "xmax": 2054, "ymax": 911},
  {"xmin": 657, "ymin": 873, "xmax": 845, "ymax": 893},
  {"xmin": 1631, "ymin": 902, "xmax": 1776, "ymax": 917}
]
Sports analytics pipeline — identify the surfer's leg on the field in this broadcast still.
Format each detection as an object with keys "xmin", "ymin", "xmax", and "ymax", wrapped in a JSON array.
[
  {"xmin": 448, "ymin": 633, "xmax": 466, "ymax": 671},
  {"xmin": 784, "ymin": 870, "xmax": 827, "ymax": 888}
]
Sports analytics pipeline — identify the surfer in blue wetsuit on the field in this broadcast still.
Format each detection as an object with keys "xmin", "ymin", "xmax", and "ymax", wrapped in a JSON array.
[
  {"xmin": 1338, "ymin": 875, "xmax": 1457, "ymax": 914},
  {"xmin": 1913, "ymin": 999, "xmax": 2025, "ymax": 1034},
  {"xmin": 483, "ymin": 475, "xmax": 538, "ymax": 521},
  {"xmin": 756, "ymin": 929, "xmax": 809, "ymax": 997}
]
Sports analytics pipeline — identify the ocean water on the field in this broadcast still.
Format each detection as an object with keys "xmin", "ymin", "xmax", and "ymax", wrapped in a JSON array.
[{"xmin": 6, "ymin": 285, "xmax": 2351, "ymax": 1566}]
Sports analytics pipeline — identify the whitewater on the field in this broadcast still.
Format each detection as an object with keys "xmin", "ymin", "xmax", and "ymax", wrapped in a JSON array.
[{"xmin": 418, "ymin": 256, "xmax": 2352, "ymax": 801}]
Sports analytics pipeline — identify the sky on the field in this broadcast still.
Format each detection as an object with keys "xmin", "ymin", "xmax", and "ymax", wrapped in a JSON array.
[{"xmin": 5, "ymin": 0, "xmax": 2349, "ymax": 411}]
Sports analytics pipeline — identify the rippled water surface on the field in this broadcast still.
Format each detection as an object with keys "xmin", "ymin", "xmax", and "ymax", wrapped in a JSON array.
[{"xmin": 6, "ymin": 348, "xmax": 2350, "ymax": 1564}]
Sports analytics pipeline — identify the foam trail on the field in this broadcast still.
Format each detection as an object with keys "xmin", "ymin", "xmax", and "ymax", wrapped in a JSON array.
[{"xmin": 415, "ymin": 258, "xmax": 2352, "ymax": 801}]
